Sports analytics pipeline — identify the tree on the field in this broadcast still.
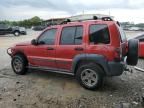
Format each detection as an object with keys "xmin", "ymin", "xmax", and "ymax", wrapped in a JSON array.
[
  {"xmin": 30, "ymin": 16, "xmax": 42, "ymax": 26},
  {"xmin": 0, "ymin": 16, "xmax": 43, "ymax": 28}
]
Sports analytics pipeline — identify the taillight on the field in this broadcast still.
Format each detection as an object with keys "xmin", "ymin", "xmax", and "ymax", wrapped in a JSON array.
[{"xmin": 114, "ymin": 47, "xmax": 122, "ymax": 62}]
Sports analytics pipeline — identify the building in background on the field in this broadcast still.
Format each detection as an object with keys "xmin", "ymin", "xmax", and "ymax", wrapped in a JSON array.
[
  {"xmin": 69, "ymin": 14, "xmax": 114, "ymax": 21},
  {"xmin": 42, "ymin": 18, "xmax": 66, "ymax": 27}
]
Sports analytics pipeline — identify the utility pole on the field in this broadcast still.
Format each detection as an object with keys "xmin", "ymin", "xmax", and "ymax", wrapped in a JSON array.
[
  {"xmin": 109, "ymin": 9, "xmax": 111, "ymax": 16},
  {"xmin": 83, "ymin": 10, "xmax": 85, "ymax": 15}
]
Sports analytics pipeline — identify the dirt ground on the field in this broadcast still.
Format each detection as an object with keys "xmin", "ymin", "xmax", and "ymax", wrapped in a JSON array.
[{"xmin": 0, "ymin": 30, "xmax": 144, "ymax": 108}]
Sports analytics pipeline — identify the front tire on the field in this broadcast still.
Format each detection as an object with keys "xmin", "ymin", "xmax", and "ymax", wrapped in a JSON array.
[
  {"xmin": 11, "ymin": 55, "xmax": 28, "ymax": 75},
  {"xmin": 76, "ymin": 63, "xmax": 104, "ymax": 90}
]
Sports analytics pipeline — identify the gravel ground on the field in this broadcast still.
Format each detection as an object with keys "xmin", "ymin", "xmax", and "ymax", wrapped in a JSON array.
[{"xmin": 0, "ymin": 59, "xmax": 144, "ymax": 108}]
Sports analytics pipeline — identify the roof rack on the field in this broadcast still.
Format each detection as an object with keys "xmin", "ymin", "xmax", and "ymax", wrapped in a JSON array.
[
  {"xmin": 60, "ymin": 19, "xmax": 71, "ymax": 24},
  {"xmin": 60, "ymin": 16, "xmax": 113, "ymax": 24}
]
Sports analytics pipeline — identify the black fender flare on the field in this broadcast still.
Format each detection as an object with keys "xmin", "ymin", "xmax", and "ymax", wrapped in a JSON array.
[
  {"xmin": 12, "ymin": 49, "xmax": 28, "ymax": 62},
  {"xmin": 71, "ymin": 54, "xmax": 109, "ymax": 75}
]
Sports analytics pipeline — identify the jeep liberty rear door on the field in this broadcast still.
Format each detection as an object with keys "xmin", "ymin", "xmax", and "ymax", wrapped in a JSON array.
[{"xmin": 55, "ymin": 24, "xmax": 85, "ymax": 71}]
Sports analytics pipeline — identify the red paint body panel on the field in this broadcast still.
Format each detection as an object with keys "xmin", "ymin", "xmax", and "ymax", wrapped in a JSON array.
[
  {"xmin": 26, "ymin": 45, "xmax": 56, "ymax": 68},
  {"xmin": 55, "ymin": 23, "xmax": 86, "ymax": 70},
  {"xmin": 139, "ymin": 42, "xmax": 144, "ymax": 57}
]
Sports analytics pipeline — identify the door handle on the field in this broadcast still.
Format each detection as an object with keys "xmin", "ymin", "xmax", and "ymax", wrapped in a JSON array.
[
  {"xmin": 47, "ymin": 47, "xmax": 54, "ymax": 50},
  {"xmin": 74, "ymin": 47, "xmax": 84, "ymax": 51}
]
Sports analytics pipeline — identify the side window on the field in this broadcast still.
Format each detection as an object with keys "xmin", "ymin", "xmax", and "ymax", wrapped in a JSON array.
[
  {"xmin": 0, "ymin": 24, "xmax": 3, "ymax": 29},
  {"xmin": 0, "ymin": 24, "xmax": 7, "ymax": 29},
  {"xmin": 60, "ymin": 26, "xmax": 83, "ymax": 45},
  {"xmin": 75, "ymin": 26, "xmax": 83, "ymax": 44},
  {"xmin": 136, "ymin": 35, "xmax": 144, "ymax": 42},
  {"xmin": 38, "ymin": 28, "xmax": 57, "ymax": 45},
  {"xmin": 89, "ymin": 24, "xmax": 110, "ymax": 44},
  {"xmin": 139, "ymin": 38, "xmax": 144, "ymax": 42},
  {"xmin": 61, "ymin": 27, "xmax": 75, "ymax": 45}
]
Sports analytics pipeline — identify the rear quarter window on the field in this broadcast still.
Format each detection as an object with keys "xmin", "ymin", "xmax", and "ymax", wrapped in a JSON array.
[{"xmin": 89, "ymin": 24, "xmax": 110, "ymax": 44}]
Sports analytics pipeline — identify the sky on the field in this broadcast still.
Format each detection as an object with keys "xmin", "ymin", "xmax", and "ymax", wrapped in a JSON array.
[{"xmin": 0, "ymin": 0, "xmax": 144, "ymax": 23}]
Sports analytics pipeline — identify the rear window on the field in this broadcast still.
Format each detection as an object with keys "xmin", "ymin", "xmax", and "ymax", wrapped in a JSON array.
[
  {"xmin": 136, "ymin": 35, "xmax": 144, "ymax": 42},
  {"xmin": 89, "ymin": 24, "xmax": 110, "ymax": 44},
  {"xmin": 119, "ymin": 27, "xmax": 127, "ymax": 42}
]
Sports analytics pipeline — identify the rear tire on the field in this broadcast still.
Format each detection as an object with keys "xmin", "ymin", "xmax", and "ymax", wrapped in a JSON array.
[
  {"xmin": 76, "ymin": 63, "xmax": 104, "ymax": 90},
  {"xmin": 11, "ymin": 55, "xmax": 28, "ymax": 75},
  {"xmin": 127, "ymin": 39, "xmax": 139, "ymax": 66}
]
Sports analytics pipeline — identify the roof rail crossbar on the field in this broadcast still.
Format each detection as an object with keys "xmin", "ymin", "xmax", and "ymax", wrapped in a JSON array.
[
  {"xmin": 101, "ymin": 17, "xmax": 113, "ymax": 21},
  {"xmin": 60, "ymin": 16, "xmax": 113, "ymax": 24},
  {"xmin": 93, "ymin": 16, "xmax": 113, "ymax": 21},
  {"xmin": 93, "ymin": 16, "xmax": 98, "ymax": 20},
  {"xmin": 60, "ymin": 19, "xmax": 71, "ymax": 24}
]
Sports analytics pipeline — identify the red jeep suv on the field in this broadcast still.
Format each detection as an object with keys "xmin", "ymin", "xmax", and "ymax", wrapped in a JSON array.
[{"xmin": 7, "ymin": 17, "xmax": 139, "ymax": 90}]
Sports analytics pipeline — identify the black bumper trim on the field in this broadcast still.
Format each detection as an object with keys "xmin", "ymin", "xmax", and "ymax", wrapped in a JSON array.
[{"xmin": 107, "ymin": 61, "xmax": 125, "ymax": 76}]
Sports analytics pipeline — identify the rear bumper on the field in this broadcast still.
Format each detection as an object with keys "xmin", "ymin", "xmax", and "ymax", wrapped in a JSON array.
[{"xmin": 107, "ymin": 61, "xmax": 125, "ymax": 76}]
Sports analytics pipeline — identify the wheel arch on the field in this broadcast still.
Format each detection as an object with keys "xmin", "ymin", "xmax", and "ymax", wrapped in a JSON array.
[
  {"xmin": 13, "ymin": 51, "xmax": 28, "ymax": 65},
  {"xmin": 72, "ymin": 54, "xmax": 109, "ymax": 75},
  {"xmin": 13, "ymin": 30, "xmax": 20, "ymax": 36}
]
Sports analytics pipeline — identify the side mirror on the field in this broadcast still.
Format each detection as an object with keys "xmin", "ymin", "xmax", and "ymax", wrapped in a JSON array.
[{"xmin": 31, "ymin": 39, "xmax": 38, "ymax": 45}]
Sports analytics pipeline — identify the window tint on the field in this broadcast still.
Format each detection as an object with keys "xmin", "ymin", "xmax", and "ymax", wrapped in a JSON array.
[
  {"xmin": 61, "ymin": 27, "xmax": 75, "ymax": 45},
  {"xmin": 89, "ymin": 24, "xmax": 110, "ymax": 44},
  {"xmin": 136, "ymin": 35, "xmax": 144, "ymax": 42},
  {"xmin": 0, "ymin": 24, "xmax": 8, "ymax": 29},
  {"xmin": 139, "ymin": 38, "xmax": 144, "ymax": 42},
  {"xmin": 38, "ymin": 29, "xmax": 57, "ymax": 45},
  {"xmin": 75, "ymin": 26, "xmax": 83, "ymax": 44},
  {"xmin": 119, "ymin": 27, "xmax": 127, "ymax": 42},
  {"xmin": 60, "ymin": 26, "xmax": 83, "ymax": 45}
]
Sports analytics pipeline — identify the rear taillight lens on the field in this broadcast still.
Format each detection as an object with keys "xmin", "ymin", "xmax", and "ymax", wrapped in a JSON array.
[{"xmin": 114, "ymin": 47, "xmax": 122, "ymax": 62}]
